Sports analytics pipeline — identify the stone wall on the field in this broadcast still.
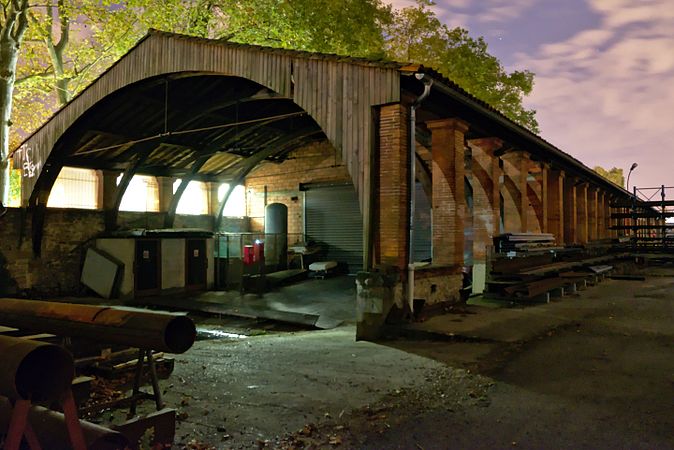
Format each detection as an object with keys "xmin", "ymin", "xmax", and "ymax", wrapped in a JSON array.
[
  {"xmin": 0, "ymin": 208, "xmax": 104, "ymax": 295},
  {"xmin": 0, "ymin": 207, "xmax": 221, "ymax": 296}
]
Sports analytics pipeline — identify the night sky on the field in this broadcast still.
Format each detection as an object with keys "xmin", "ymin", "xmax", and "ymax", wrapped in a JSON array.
[{"xmin": 389, "ymin": 0, "xmax": 674, "ymax": 192}]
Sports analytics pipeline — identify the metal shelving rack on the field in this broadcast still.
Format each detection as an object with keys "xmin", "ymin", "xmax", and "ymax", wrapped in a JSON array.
[{"xmin": 610, "ymin": 185, "xmax": 674, "ymax": 250}]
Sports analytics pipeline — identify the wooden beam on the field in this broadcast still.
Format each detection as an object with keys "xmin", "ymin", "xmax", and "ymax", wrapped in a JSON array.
[
  {"xmin": 163, "ymin": 154, "xmax": 212, "ymax": 228},
  {"xmin": 104, "ymin": 142, "xmax": 157, "ymax": 231}
]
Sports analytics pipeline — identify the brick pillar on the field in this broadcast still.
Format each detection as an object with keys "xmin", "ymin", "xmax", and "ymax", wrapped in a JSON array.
[
  {"xmin": 564, "ymin": 177, "xmax": 578, "ymax": 244},
  {"xmin": 501, "ymin": 151, "xmax": 529, "ymax": 232},
  {"xmin": 608, "ymin": 196, "xmax": 616, "ymax": 238},
  {"xmin": 427, "ymin": 118, "xmax": 469, "ymax": 266},
  {"xmin": 598, "ymin": 191, "xmax": 605, "ymax": 238},
  {"xmin": 588, "ymin": 187, "xmax": 598, "ymax": 241},
  {"xmin": 540, "ymin": 164, "xmax": 548, "ymax": 232},
  {"xmin": 469, "ymin": 137, "xmax": 502, "ymax": 294},
  {"xmin": 99, "ymin": 170, "xmax": 121, "ymax": 210},
  {"xmin": 469, "ymin": 138, "xmax": 502, "ymax": 259},
  {"xmin": 377, "ymin": 103, "xmax": 409, "ymax": 268},
  {"xmin": 577, "ymin": 183, "xmax": 589, "ymax": 243},
  {"xmin": 208, "ymin": 182, "xmax": 220, "ymax": 216},
  {"xmin": 547, "ymin": 169, "xmax": 565, "ymax": 243},
  {"xmin": 527, "ymin": 162, "xmax": 545, "ymax": 233},
  {"xmin": 158, "ymin": 176, "xmax": 175, "ymax": 213}
]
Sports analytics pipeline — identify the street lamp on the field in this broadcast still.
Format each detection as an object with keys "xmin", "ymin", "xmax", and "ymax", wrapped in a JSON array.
[{"xmin": 626, "ymin": 162, "xmax": 638, "ymax": 192}]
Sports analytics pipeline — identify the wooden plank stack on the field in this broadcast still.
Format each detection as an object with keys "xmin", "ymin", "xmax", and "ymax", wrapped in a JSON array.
[
  {"xmin": 493, "ymin": 233, "xmax": 557, "ymax": 254},
  {"xmin": 486, "ymin": 234, "xmax": 620, "ymax": 303}
]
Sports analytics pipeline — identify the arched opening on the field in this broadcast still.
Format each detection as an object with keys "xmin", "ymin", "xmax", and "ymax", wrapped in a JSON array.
[{"xmin": 24, "ymin": 71, "xmax": 363, "ymax": 326}]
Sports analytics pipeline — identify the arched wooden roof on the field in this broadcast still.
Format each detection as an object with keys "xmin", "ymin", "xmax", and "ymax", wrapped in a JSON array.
[
  {"xmin": 14, "ymin": 29, "xmax": 634, "ymax": 213},
  {"xmin": 14, "ymin": 30, "xmax": 403, "ymax": 208}
]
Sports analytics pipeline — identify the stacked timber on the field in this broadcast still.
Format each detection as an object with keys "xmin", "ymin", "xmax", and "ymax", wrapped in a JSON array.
[
  {"xmin": 493, "ymin": 233, "xmax": 557, "ymax": 254},
  {"xmin": 486, "ymin": 243, "xmax": 621, "ymax": 303}
]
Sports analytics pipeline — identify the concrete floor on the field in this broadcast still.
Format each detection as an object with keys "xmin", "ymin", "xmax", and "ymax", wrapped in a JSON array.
[
  {"xmin": 112, "ymin": 266, "xmax": 674, "ymax": 449},
  {"xmin": 140, "ymin": 275, "xmax": 357, "ymax": 329}
]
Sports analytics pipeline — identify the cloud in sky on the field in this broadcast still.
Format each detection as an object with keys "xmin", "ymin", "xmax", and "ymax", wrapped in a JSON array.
[
  {"xmin": 386, "ymin": 0, "xmax": 674, "ymax": 189},
  {"xmin": 518, "ymin": 0, "xmax": 674, "ymax": 189}
]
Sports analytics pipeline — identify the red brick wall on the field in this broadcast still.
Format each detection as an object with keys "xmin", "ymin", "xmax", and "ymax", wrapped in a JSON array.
[
  {"xmin": 377, "ymin": 104, "xmax": 409, "ymax": 268},
  {"xmin": 244, "ymin": 140, "xmax": 351, "ymax": 237},
  {"xmin": 427, "ymin": 118, "xmax": 469, "ymax": 267}
]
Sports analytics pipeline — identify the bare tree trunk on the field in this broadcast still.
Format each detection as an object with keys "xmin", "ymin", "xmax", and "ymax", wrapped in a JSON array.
[
  {"xmin": 0, "ymin": 0, "xmax": 30, "ymax": 204},
  {"xmin": 0, "ymin": 37, "xmax": 19, "ymax": 203},
  {"xmin": 47, "ymin": 0, "xmax": 71, "ymax": 105}
]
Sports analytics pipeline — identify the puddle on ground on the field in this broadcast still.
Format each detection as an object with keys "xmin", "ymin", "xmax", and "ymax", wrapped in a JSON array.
[{"xmin": 196, "ymin": 328, "xmax": 249, "ymax": 340}]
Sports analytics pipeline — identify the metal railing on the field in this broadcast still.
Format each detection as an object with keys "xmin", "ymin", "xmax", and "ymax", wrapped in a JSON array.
[{"xmin": 214, "ymin": 232, "xmax": 306, "ymax": 289}]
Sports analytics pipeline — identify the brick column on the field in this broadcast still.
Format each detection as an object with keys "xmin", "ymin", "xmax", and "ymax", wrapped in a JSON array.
[
  {"xmin": 527, "ymin": 162, "xmax": 545, "ymax": 233},
  {"xmin": 501, "ymin": 151, "xmax": 529, "ymax": 232},
  {"xmin": 547, "ymin": 169, "xmax": 565, "ymax": 243},
  {"xmin": 563, "ymin": 177, "xmax": 578, "ymax": 244},
  {"xmin": 98, "ymin": 170, "xmax": 121, "ymax": 211},
  {"xmin": 468, "ymin": 138, "xmax": 502, "ymax": 260},
  {"xmin": 540, "ymin": 164, "xmax": 548, "ymax": 232},
  {"xmin": 577, "ymin": 182, "xmax": 589, "ymax": 243},
  {"xmin": 608, "ymin": 196, "xmax": 616, "ymax": 238},
  {"xmin": 598, "ymin": 191, "xmax": 606, "ymax": 238},
  {"xmin": 469, "ymin": 137, "xmax": 502, "ymax": 294},
  {"xmin": 208, "ymin": 182, "xmax": 220, "ymax": 216},
  {"xmin": 588, "ymin": 187, "xmax": 598, "ymax": 241},
  {"xmin": 377, "ymin": 103, "xmax": 409, "ymax": 268},
  {"xmin": 158, "ymin": 176, "xmax": 175, "ymax": 213},
  {"xmin": 427, "ymin": 118, "xmax": 469, "ymax": 266}
]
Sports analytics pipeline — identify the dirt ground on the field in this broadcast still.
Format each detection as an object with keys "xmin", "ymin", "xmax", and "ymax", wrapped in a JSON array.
[{"xmin": 120, "ymin": 266, "xmax": 674, "ymax": 449}]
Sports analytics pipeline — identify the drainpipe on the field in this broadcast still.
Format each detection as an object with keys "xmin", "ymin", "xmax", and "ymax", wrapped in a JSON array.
[{"xmin": 408, "ymin": 73, "xmax": 433, "ymax": 315}]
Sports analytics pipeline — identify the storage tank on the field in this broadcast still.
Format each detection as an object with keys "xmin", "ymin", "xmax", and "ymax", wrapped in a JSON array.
[{"xmin": 264, "ymin": 203, "xmax": 288, "ymax": 269}]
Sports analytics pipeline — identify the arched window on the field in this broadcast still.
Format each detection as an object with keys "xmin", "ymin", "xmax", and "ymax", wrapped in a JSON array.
[
  {"xmin": 118, "ymin": 175, "xmax": 160, "ymax": 212},
  {"xmin": 174, "ymin": 180, "xmax": 209, "ymax": 215},
  {"xmin": 47, "ymin": 167, "xmax": 98, "ymax": 209},
  {"xmin": 218, "ymin": 183, "xmax": 246, "ymax": 217}
]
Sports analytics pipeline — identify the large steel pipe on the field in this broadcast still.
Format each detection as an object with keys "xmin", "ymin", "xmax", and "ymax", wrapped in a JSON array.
[
  {"xmin": 0, "ymin": 397, "xmax": 130, "ymax": 450},
  {"xmin": 0, "ymin": 299, "xmax": 196, "ymax": 354},
  {"xmin": 0, "ymin": 336, "xmax": 74, "ymax": 402}
]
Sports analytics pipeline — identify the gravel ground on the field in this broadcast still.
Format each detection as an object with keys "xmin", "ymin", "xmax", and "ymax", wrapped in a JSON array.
[{"xmin": 110, "ymin": 270, "xmax": 674, "ymax": 449}]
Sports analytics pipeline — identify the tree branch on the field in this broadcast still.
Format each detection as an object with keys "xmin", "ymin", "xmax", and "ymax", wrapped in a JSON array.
[
  {"xmin": 10, "ymin": 0, "xmax": 28, "ymax": 43},
  {"xmin": 15, "ymin": 67, "xmax": 54, "ymax": 84},
  {"xmin": 54, "ymin": 0, "xmax": 67, "ymax": 53}
]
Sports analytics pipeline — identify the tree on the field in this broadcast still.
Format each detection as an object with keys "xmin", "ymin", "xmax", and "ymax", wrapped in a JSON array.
[
  {"xmin": 594, "ymin": 166, "xmax": 624, "ymax": 188},
  {"xmin": 214, "ymin": 0, "xmax": 391, "ymax": 57},
  {"xmin": 8, "ymin": 0, "xmax": 392, "ymax": 166},
  {"xmin": 0, "ymin": 0, "xmax": 30, "ymax": 204},
  {"xmin": 4, "ymin": 0, "xmax": 540, "ymax": 203},
  {"xmin": 385, "ymin": 0, "xmax": 539, "ymax": 133}
]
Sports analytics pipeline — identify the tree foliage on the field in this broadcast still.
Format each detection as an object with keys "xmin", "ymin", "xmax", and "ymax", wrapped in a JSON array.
[
  {"xmin": 385, "ymin": 0, "xmax": 538, "ymax": 133},
  {"xmin": 3, "ymin": 0, "xmax": 541, "ymax": 203},
  {"xmin": 594, "ymin": 166, "xmax": 624, "ymax": 188}
]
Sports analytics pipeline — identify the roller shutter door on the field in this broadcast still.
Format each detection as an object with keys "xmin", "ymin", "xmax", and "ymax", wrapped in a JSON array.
[
  {"xmin": 305, "ymin": 184, "xmax": 363, "ymax": 273},
  {"xmin": 413, "ymin": 183, "xmax": 432, "ymax": 262}
]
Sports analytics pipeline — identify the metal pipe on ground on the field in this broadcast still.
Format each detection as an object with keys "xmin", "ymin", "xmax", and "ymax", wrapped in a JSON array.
[
  {"xmin": 0, "ymin": 299, "xmax": 196, "ymax": 354},
  {"xmin": 0, "ymin": 397, "xmax": 130, "ymax": 450},
  {"xmin": 0, "ymin": 336, "xmax": 74, "ymax": 402}
]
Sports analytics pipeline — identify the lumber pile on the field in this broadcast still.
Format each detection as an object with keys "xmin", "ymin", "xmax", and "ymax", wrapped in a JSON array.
[
  {"xmin": 486, "ymin": 234, "xmax": 621, "ymax": 303},
  {"xmin": 493, "ymin": 233, "xmax": 558, "ymax": 254}
]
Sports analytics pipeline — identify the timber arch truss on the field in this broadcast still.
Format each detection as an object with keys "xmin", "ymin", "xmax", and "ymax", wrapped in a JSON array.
[{"xmin": 13, "ymin": 30, "xmax": 639, "ymax": 262}]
